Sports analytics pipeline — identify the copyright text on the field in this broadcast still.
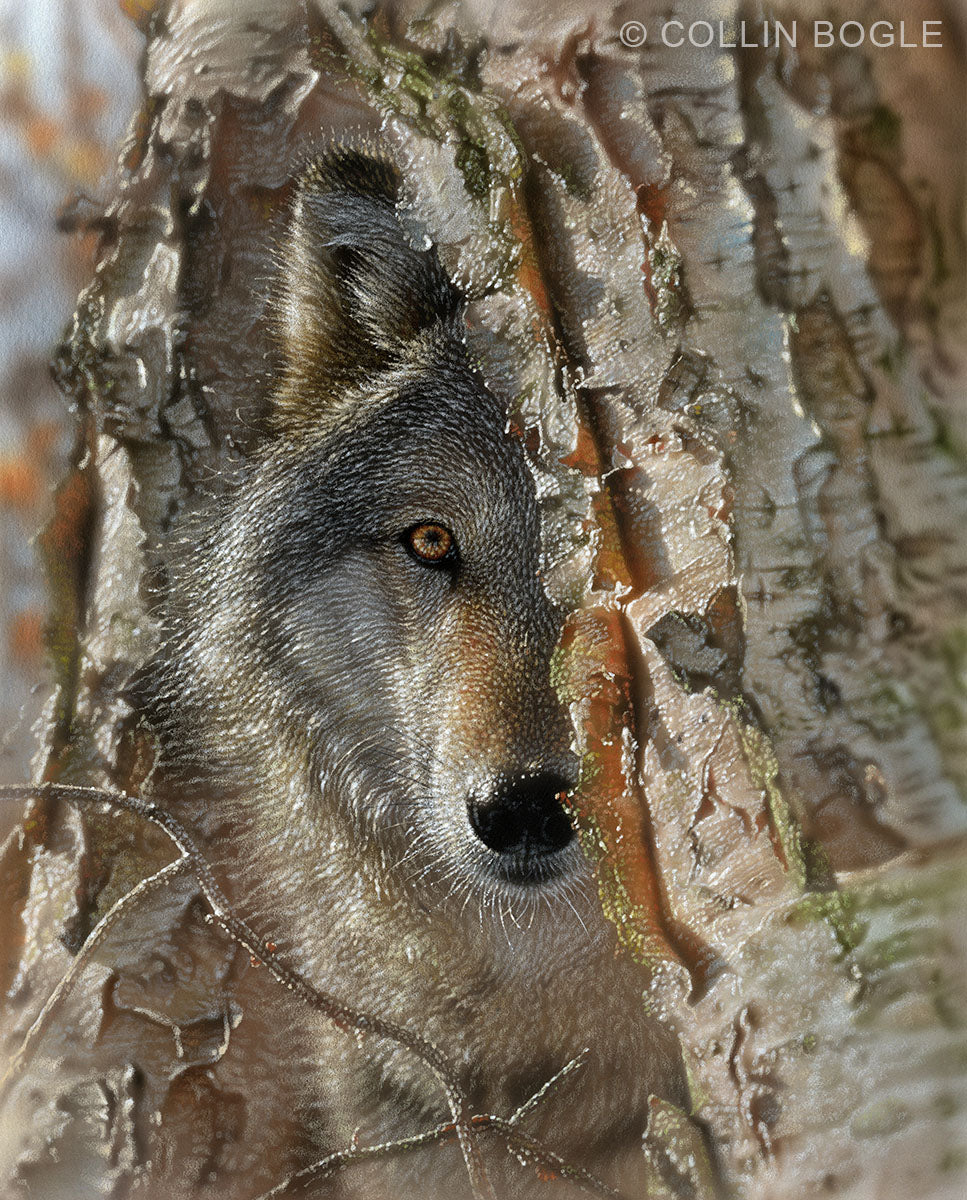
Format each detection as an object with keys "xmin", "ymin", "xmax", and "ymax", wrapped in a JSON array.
[{"xmin": 618, "ymin": 19, "xmax": 944, "ymax": 50}]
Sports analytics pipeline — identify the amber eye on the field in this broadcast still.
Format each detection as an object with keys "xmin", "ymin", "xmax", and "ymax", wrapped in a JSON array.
[{"xmin": 405, "ymin": 522, "xmax": 457, "ymax": 566}]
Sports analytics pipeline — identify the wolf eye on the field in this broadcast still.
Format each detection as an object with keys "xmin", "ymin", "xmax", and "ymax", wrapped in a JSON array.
[{"xmin": 404, "ymin": 522, "xmax": 458, "ymax": 566}]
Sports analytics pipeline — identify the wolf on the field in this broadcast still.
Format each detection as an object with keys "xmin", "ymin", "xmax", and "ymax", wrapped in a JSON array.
[{"xmin": 146, "ymin": 147, "xmax": 685, "ymax": 1198}]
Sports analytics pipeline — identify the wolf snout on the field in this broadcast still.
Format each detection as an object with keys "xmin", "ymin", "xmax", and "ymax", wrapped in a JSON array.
[{"xmin": 468, "ymin": 771, "xmax": 575, "ymax": 864}]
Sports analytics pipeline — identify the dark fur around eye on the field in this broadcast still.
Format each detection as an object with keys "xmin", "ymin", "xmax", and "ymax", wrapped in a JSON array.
[{"xmin": 403, "ymin": 522, "xmax": 459, "ymax": 568}]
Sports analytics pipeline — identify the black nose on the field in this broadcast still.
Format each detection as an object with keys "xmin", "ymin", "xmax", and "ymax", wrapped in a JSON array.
[{"xmin": 468, "ymin": 773, "xmax": 575, "ymax": 857}]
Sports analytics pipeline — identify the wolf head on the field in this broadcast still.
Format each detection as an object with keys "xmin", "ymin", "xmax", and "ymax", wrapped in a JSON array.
[
  {"xmin": 160, "ymin": 148, "xmax": 588, "ymax": 923},
  {"xmin": 148, "ymin": 149, "xmax": 684, "ymax": 1190}
]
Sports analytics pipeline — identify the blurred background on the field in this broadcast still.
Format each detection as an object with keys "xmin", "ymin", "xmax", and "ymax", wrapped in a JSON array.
[{"xmin": 0, "ymin": 1, "xmax": 141, "ymax": 790}]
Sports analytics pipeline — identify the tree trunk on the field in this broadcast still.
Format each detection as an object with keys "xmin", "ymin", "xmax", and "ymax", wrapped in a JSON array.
[{"xmin": 2, "ymin": 2, "xmax": 965, "ymax": 1198}]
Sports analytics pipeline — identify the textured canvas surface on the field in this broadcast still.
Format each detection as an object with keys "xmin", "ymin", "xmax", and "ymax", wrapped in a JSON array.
[{"xmin": 1, "ymin": 3, "xmax": 965, "ymax": 1198}]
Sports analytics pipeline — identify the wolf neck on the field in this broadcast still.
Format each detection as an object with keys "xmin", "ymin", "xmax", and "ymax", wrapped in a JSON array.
[{"xmin": 208, "ymin": 771, "xmax": 665, "ymax": 1140}]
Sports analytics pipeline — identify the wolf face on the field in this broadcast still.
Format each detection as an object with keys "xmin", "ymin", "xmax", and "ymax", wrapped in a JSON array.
[
  {"xmin": 150, "ymin": 148, "xmax": 682, "ymax": 1196},
  {"xmin": 169, "ymin": 149, "xmax": 584, "ymax": 908},
  {"xmin": 193, "ymin": 362, "xmax": 582, "ymax": 901}
]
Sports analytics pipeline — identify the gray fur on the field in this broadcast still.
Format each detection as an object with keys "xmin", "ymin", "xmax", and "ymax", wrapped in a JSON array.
[{"xmin": 146, "ymin": 149, "xmax": 684, "ymax": 1198}]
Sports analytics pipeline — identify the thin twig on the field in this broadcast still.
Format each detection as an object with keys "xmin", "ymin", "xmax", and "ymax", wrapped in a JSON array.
[
  {"xmin": 490, "ymin": 1119, "xmax": 623, "ymax": 1198},
  {"xmin": 252, "ymin": 1114, "xmax": 623, "ymax": 1200},
  {"xmin": 250, "ymin": 1049, "xmax": 616, "ymax": 1199},
  {"xmin": 251, "ymin": 1121, "xmax": 457, "ymax": 1198},
  {"xmin": 0, "ymin": 854, "xmax": 189, "ymax": 1101},
  {"xmin": 509, "ymin": 1048, "xmax": 589, "ymax": 1126}
]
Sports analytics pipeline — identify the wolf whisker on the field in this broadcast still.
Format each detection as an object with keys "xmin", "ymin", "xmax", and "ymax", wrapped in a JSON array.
[{"xmin": 558, "ymin": 886, "xmax": 591, "ymax": 941}]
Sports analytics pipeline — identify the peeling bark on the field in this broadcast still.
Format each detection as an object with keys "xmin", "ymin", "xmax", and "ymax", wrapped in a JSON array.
[{"xmin": 2, "ymin": 2, "xmax": 965, "ymax": 1198}]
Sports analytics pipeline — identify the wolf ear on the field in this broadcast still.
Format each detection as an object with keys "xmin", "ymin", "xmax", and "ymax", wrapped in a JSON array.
[{"xmin": 271, "ymin": 147, "xmax": 462, "ymax": 435}]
